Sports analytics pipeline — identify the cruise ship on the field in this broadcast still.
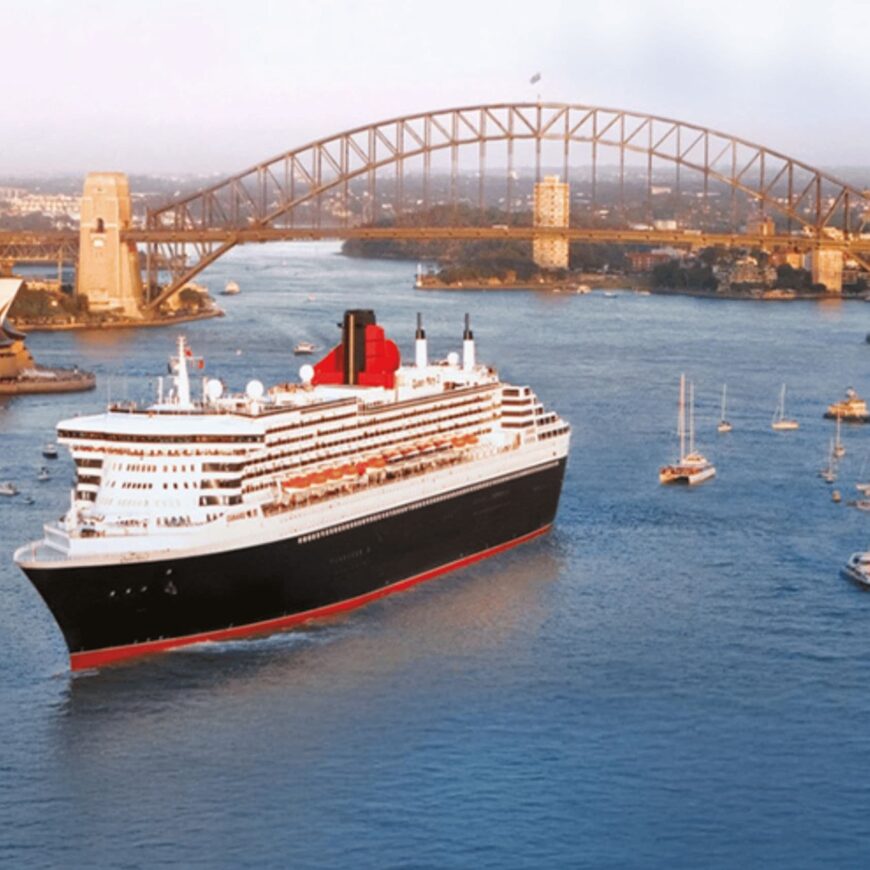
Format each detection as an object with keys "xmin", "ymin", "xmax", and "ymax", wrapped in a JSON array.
[{"xmin": 15, "ymin": 310, "xmax": 570, "ymax": 670}]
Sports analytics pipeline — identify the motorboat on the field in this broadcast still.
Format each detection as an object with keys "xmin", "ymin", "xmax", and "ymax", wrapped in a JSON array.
[
  {"xmin": 842, "ymin": 551, "xmax": 870, "ymax": 588},
  {"xmin": 0, "ymin": 481, "xmax": 19, "ymax": 496},
  {"xmin": 37, "ymin": 466, "xmax": 50, "ymax": 482},
  {"xmin": 660, "ymin": 375, "xmax": 716, "ymax": 485},
  {"xmin": 222, "ymin": 280, "xmax": 240, "ymax": 296},
  {"xmin": 293, "ymin": 341, "xmax": 317, "ymax": 355},
  {"xmin": 41, "ymin": 442, "xmax": 58, "ymax": 459}
]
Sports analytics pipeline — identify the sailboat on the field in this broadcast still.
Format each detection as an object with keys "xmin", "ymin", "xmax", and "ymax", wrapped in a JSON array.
[
  {"xmin": 819, "ymin": 439, "xmax": 837, "ymax": 483},
  {"xmin": 771, "ymin": 384, "xmax": 799, "ymax": 431},
  {"xmin": 659, "ymin": 375, "xmax": 716, "ymax": 485},
  {"xmin": 833, "ymin": 414, "xmax": 846, "ymax": 459},
  {"xmin": 717, "ymin": 384, "xmax": 733, "ymax": 433}
]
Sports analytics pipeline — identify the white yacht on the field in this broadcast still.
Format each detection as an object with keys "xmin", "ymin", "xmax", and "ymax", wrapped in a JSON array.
[
  {"xmin": 842, "ymin": 551, "xmax": 870, "ymax": 588},
  {"xmin": 716, "ymin": 384, "xmax": 732, "ymax": 434},
  {"xmin": 771, "ymin": 384, "xmax": 799, "ymax": 431}
]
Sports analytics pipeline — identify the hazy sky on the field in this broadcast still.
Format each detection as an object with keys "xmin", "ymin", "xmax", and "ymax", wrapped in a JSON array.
[{"xmin": 5, "ymin": 0, "xmax": 869, "ymax": 175}]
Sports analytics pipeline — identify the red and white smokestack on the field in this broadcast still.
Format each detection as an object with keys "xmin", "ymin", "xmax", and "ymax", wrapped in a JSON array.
[
  {"xmin": 415, "ymin": 312, "xmax": 428, "ymax": 368},
  {"xmin": 462, "ymin": 313, "xmax": 475, "ymax": 371}
]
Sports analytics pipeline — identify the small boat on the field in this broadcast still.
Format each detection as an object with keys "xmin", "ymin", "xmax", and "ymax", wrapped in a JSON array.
[
  {"xmin": 716, "ymin": 384, "xmax": 732, "ymax": 433},
  {"xmin": 832, "ymin": 489, "xmax": 842, "ymax": 503},
  {"xmin": 819, "ymin": 440, "xmax": 837, "ymax": 483},
  {"xmin": 824, "ymin": 388, "xmax": 870, "ymax": 423},
  {"xmin": 635, "ymin": 289, "xmax": 651, "ymax": 296},
  {"xmin": 660, "ymin": 375, "xmax": 716, "ymax": 485},
  {"xmin": 602, "ymin": 291, "xmax": 617, "ymax": 298},
  {"xmin": 852, "ymin": 500, "xmax": 870, "ymax": 512},
  {"xmin": 37, "ymin": 467, "xmax": 50, "ymax": 482},
  {"xmin": 222, "ymin": 280, "xmax": 240, "ymax": 296},
  {"xmin": 293, "ymin": 341, "xmax": 316, "ymax": 355},
  {"xmin": 574, "ymin": 284, "xmax": 591, "ymax": 294},
  {"xmin": 842, "ymin": 551, "xmax": 870, "ymax": 588},
  {"xmin": 41, "ymin": 442, "xmax": 58, "ymax": 459},
  {"xmin": 771, "ymin": 384, "xmax": 799, "ymax": 431},
  {"xmin": 0, "ymin": 481, "xmax": 19, "ymax": 496},
  {"xmin": 833, "ymin": 415, "xmax": 846, "ymax": 459}
]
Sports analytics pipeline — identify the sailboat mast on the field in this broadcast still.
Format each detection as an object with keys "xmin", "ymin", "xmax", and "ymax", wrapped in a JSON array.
[
  {"xmin": 689, "ymin": 381, "xmax": 696, "ymax": 454},
  {"xmin": 679, "ymin": 374, "xmax": 686, "ymax": 459},
  {"xmin": 721, "ymin": 384, "xmax": 727, "ymax": 421}
]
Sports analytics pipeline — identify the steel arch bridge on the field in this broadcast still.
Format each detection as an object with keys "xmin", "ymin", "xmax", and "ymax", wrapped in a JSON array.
[
  {"xmin": 140, "ymin": 101, "xmax": 870, "ymax": 307},
  {"xmin": 5, "ymin": 102, "xmax": 870, "ymax": 306}
]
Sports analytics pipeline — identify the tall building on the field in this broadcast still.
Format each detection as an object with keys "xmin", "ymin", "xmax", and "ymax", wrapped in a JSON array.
[{"xmin": 533, "ymin": 175, "xmax": 570, "ymax": 270}]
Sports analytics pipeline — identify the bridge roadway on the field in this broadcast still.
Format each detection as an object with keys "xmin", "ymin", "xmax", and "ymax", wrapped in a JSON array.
[{"xmin": 4, "ymin": 227, "xmax": 870, "ymax": 256}]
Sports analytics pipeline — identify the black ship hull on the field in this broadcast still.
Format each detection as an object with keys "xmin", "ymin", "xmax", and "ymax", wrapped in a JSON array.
[{"xmin": 23, "ymin": 458, "xmax": 567, "ymax": 670}]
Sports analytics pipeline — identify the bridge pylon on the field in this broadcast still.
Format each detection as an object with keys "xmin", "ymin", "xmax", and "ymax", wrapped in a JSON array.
[{"xmin": 77, "ymin": 173, "xmax": 143, "ymax": 317}]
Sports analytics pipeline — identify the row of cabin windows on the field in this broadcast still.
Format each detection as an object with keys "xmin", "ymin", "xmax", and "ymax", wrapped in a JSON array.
[
  {"xmin": 241, "ymin": 411, "xmax": 496, "ymax": 484},
  {"xmin": 265, "ymin": 393, "xmax": 493, "ymax": 450},
  {"xmin": 243, "ymin": 405, "xmax": 493, "ymax": 480},
  {"xmin": 60, "ymin": 430, "xmax": 261, "ymax": 444}
]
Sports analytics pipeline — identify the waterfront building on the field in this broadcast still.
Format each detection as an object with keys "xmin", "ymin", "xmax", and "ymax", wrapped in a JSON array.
[
  {"xmin": 0, "ymin": 279, "xmax": 36, "ymax": 378},
  {"xmin": 533, "ymin": 175, "xmax": 569, "ymax": 270}
]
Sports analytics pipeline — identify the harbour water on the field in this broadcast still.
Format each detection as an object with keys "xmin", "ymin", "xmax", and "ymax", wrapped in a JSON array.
[{"xmin": 2, "ymin": 243, "xmax": 870, "ymax": 867}]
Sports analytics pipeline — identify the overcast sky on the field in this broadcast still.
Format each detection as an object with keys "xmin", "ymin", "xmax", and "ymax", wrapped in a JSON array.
[{"xmin": 5, "ymin": 0, "xmax": 869, "ymax": 175}]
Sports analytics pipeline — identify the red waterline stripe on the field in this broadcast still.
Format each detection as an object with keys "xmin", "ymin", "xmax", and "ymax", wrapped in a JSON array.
[{"xmin": 70, "ymin": 525, "xmax": 552, "ymax": 671}]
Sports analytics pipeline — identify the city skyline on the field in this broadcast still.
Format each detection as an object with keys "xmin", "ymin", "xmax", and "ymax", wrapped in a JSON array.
[{"xmin": 6, "ymin": 0, "xmax": 870, "ymax": 174}]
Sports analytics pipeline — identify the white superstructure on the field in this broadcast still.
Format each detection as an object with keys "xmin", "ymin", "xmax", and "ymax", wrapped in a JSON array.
[{"xmin": 17, "ymin": 320, "xmax": 570, "ymax": 569}]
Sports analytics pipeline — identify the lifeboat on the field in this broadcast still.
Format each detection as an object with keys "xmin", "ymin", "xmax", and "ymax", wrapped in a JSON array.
[
  {"xmin": 338, "ymin": 464, "xmax": 356, "ymax": 477},
  {"xmin": 355, "ymin": 462, "xmax": 369, "ymax": 476},
  {"xmin": 466, "ymin": 434, "xmax": 479, "ymax": 445},
  {"xmin": 368, "ymin": 456, "xmax": 387, "ymax": 469},
  {"xmin": 310, "ymin": 472, "xmax": 328, "ymax": 486},
  {"xmin": 281, "ymin": 475, "xmax": 308, "ymax": 489},
  {"xmin": 326, "ymin": 468, "xmax": 343, "ymax": 481}
]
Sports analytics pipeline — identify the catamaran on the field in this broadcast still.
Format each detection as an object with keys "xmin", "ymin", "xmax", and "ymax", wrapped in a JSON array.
[{"xmin": 659, "ymin": 375, "xmax": 716, "ymax": 485}]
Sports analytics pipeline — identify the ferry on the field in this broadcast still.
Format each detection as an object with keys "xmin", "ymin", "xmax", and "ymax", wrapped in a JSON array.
[
  {"xmin": 824, "ymin": 388, "xmax": 870, "ymax": 423},
  {"xmin": 14, "ymin": 310, "xmax": 570, "ymax": 671}
]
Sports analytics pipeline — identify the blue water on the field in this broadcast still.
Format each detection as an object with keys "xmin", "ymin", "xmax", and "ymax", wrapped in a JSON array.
[{"xmin": 2, "ymin": 244, "xmax": 870, "ymax": 868}]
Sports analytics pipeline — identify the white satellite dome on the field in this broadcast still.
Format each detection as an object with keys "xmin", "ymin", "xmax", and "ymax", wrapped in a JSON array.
[
  {"xmin": 299, "ymin": 364, "xmax": 314, "ymax": 384},
  {"xmin": 205, "ymin": 378, "xmax": 224, "ymax": 401},
  {"xmin": 245, "ymin": 379, "xmax": 264, "ymax": 400}
]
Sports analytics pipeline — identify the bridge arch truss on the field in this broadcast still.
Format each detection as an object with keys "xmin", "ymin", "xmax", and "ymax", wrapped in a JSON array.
[{"xmin": 145, "ymin": 102, "xmax": 870, "ymax": 308}]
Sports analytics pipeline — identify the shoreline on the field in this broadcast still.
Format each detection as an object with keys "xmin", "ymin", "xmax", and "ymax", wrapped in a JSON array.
[
  {"xmin": 0, "ymin": 368, "xmax": 95, "ymax": 395},
  {"xmin": 11, "ymin": 308, "xmax": 224, "ymax": 333},
  {"xmin": 415, "ymin": 279, "xmax": 859, "ymax": 302}
]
